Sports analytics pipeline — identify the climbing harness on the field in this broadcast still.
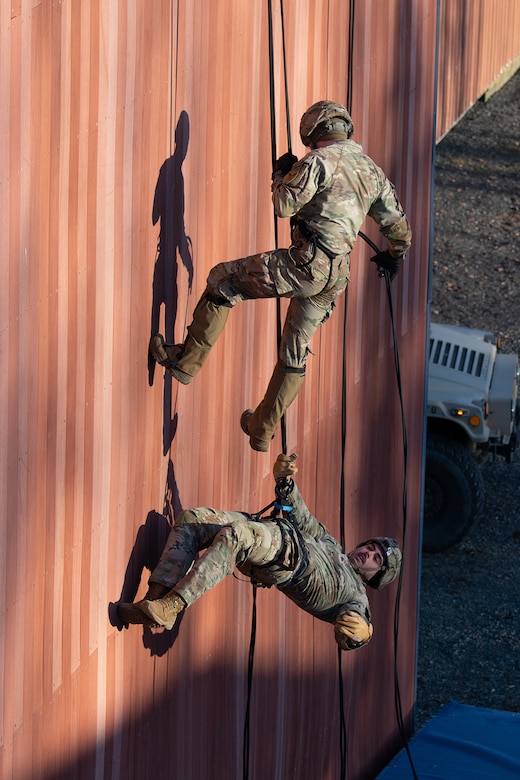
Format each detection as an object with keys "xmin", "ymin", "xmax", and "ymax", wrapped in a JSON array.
[{"xmin": 249, "ymin": 479, "xmax": 310, "ymax": 589}]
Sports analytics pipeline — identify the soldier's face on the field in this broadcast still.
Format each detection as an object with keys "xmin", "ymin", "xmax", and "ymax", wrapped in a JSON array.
[{"xmin": 348, "ymin": 542, "xmax": 385, "ymax": 580}]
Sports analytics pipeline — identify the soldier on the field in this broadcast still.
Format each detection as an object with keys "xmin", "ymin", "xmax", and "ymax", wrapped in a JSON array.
[
  {"xmin": 150, "ymin": 101, "xmax": 412, "ymax": 451},
  {"xmin": 118, "ymin": 454, "xmax": 402, "ymax": 651}
]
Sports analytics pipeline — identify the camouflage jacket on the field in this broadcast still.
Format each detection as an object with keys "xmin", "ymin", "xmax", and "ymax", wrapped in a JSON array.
[
  {"xmin": 272, "ymin": 140, "xmax": 412, "ymax": 258},
  {"xmin": 243, "ymin": 481, "xmax": 370, "ymax": 626}
]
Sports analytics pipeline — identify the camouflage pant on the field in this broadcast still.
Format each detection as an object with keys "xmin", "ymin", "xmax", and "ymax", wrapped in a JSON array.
[
  {"xmin": 150, "ymin": 507, "xmax": 283, "ymax": 607},
  {"xmin": 207, "ymin": 241, "xmax": 349, "ymax": 368}
]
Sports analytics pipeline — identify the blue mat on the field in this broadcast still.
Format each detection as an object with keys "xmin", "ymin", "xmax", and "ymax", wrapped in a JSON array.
[{"xmin": 377, "ymin": 700, "xmax": 520, "ymax": 779}]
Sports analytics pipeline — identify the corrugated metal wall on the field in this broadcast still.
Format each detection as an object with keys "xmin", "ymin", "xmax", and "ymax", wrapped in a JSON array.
[
  {"xmin": 0, "ymin": 1, "xmax": 518, "ymax": 779},
  {"xmin": 436, "ymin": 0, "xmax": 520, "ymax": 138}
]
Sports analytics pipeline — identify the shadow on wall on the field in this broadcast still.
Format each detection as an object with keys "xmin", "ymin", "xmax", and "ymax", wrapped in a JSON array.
[
  {"xmin": 108, "ymin": 455, "xmax": 184, "ymax": 657},
  {"xmin": 19, "ymin": 662, "xmax": 355, "ymax": 780},
  {"xmin": 148, "ymin": 110, "xmax": 194, "ymax": 455},
  {"xmin": 96, "ymin": 439, "xmax": 404, "ymax": 780}
]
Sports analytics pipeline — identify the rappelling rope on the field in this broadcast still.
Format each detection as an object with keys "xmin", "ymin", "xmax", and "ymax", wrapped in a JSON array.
[
  {"xmin": 336, "ymin": 3, "xmax": 357, "ymax": 774},
  {"xmin": 359, "ymin": 231, "xmax": 419, "ymax": 780},
  {"xmin": 279, "ymin": 0, "xmax": 292, "ymax": 155},
  {"xmin": 242, "ymin": 581, "xmax": 257, "ymax": 780},
  {"xmin": 246, "ymin": 5, "xmax": 420, "ymax": 780},
  {"xmin": 267, "ymin": 0, "xmax": 292, "ymax": 457},
  {"xmin": 340, "ymin": 3, "xmax": 417, "ymax": 776},
  {"xmin": 243, "ymin": 4, "xmax": 292, "ymax": 778},
  {"xmin": 382, "ymin": 265, "xmax": 419, "ymax": 780}
]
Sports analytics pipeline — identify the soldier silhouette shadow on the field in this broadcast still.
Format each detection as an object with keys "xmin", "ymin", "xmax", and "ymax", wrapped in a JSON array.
[
  {"xmin": 109, "ymin": 457, "xmax": 185, "ymax": 656},
  {"xmin": 149, "ymin": 110, "xmax": 194, "ymax": 456}
]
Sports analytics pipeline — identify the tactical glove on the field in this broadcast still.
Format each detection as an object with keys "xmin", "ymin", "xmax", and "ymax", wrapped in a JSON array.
[
  {"xmin": 370, "ymin": 249, "xmax": 404, "ymax": 281},
  {"xmin": 273, "ymin": 453, "xmax": 298, "ymax": 482},
  {"xmin": 334, "ymin": 611, "xmax": 373, "ymax": 650},
  {"xmin": 273, "ymin": 152, "xmax": 298, "ymax": 178}
]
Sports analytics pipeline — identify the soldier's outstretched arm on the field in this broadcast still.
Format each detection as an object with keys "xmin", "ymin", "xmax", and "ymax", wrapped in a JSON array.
[
  {"xmin": 334, "ymin": 608, "xmax": 373, "ymax": 651},
  {"xmin": 273, "ymin": 454, "xmax": 327, "ymax": 539},
  {"xmin": 368, "ymin": 176, "xmax": 412, "ymax": 260}
]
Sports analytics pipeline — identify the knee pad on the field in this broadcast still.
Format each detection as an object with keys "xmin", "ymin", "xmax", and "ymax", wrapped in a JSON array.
[
  {"xmin": 205, "ymin": 291, "xmax": 233, "ymax": 308},
  {"xmin": 280, "ymin": 364, "xmax": 306, "ymax": 376},
  {"xmin": 176, "ymin": 509, "xmax": 199, "ymax": 526}
]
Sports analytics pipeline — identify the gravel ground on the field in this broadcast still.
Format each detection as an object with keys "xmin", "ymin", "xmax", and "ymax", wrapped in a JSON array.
[{"xmin": 415, "ymin": 67, "xmax": 520, "ymax": 728}]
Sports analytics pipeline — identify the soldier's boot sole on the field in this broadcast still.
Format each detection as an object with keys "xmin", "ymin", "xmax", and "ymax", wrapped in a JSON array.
[
  {"xmin": 118, "ymin": 601, "xmax": 159, "ymax": 628},
  {"xmin": 240, "ymin": 410, "xmax": 271, "ymax": 452},
  {"xmin": 140, "ymin": 591, "xmax": 186, "ymax": 631},
  {"xmin": 149, "ymin": 335, "xmax": 192, "ymax": 385}
]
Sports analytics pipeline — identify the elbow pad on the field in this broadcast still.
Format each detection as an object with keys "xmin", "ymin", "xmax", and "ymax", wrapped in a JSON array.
[
  {"xmin": 334, "ymin": 611, "xmax": 373, "ymax": 651},
  {"xmin": 381, "ymin": 216, "xmax": 412, "ymax": 256}
]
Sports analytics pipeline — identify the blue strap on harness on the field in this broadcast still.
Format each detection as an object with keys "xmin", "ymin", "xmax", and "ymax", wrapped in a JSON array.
[{"xmin": 274, "ymin": 501, "xmax": 293, "ymax": 513}]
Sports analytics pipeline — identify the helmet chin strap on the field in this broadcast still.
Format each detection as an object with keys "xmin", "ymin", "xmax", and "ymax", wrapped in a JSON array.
[
  {"xmin": 361, "ymin": 566, "xmax": 384, "ymax": 585},
  {"xmin": 348, "ymin": 553, "xmax": 383, "ymax": 581}
]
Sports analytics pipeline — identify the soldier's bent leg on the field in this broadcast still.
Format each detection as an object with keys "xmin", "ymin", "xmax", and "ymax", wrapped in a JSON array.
[
  {"xmin": 149, "ymin": 508, "xmax": 230, "ymax": 590},
  {"xmin": 140, "ymin": 519, "xmax": 281, "ymax": 628},
  {"xmin": 172, "ymin": 291, "xmax": 231, "ymax": 381},
  {"xmin": 150, "ymin": 290, "xmax": 231, "ymax": 384},
  {"xmin": 240, "ymin": 282, "xmax": 348, "ymax": 451},
  {"xmin": 241, "ymin": 361, "xmax": 305, "ymax": 452},
  {"xmin": 117, "ymin": 582, "xmax": 170, "ymax": 627},
  {"xmin": 173, "ymin": 523, "xmax": 265, "ymax": 605}
]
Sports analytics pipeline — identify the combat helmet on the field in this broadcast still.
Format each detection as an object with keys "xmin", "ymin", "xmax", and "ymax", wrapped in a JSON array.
[
  {"xmin": 356, "ymin": 537, "xmax": 402, "ymax": 590},
  {"xmin": 299, "ymin": 100, "xmax": 354, "ymax": 147}
]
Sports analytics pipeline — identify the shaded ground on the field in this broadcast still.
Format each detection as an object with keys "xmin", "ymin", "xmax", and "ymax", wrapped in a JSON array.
[
  {"xmin": 415, "ymin": 67, "xmax": 520, "ymax": 728},
  {"xmin": 430, "ymin": 70, "xmax": 520, "ymax": 355}
]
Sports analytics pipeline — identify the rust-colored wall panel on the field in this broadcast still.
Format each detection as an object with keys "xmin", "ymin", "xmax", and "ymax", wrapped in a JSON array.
[
  {"xmin": 436, "ymin": 0, "xmax": 520, "ymax": 139},
  {"xmin": 1, "ymin": 0, "xmax": 517, "ymax": 778}
]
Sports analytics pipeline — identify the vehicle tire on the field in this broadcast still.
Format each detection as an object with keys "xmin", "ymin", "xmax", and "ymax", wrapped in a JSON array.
[{"xmin": 423, "ymin": 436, "xmax": 485, "ymax": 553}]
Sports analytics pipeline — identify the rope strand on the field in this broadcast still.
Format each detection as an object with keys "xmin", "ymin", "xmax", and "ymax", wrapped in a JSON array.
[
  {"xmin": 279, "ymin": 0, "xmax": 292, "ymax": 153},
  {"xmin": 243, "ymin": 3, "xmax": 291, "ymax": 777},
  {"xmin": 336, "ymin": 4, "xmax": 358, "ymax": 774},
  {"xmin": 242, "ymin": 584, "xmax": 258, "ymax": 780},
  {"xmin": 359, "ymin": 236, "xmax": 419, "ymax": 780},
  {"xmin": 267, "ymin": 0, "xmax": 292, "ymax": 456}
]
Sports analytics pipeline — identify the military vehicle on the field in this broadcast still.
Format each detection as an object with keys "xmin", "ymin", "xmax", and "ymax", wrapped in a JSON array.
[{"xmin": 424, "ymin": 323, "xmax": 519, "ymax": 551}]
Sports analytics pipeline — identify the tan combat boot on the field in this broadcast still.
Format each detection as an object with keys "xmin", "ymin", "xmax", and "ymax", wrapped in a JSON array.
[
  {"xmin": 149, "ymin": 336, "xmax": 190, "ymax": 384},
  {"xmin": 117, "ymin": 583, "xmax": 169, "ymax": 627},
  {"xmin": 139, "ymin": 590, "xmax": 187, "ymax": 631},
  {"xmin": 241, "ymin": 361, "xmax": 305, "ymax": 451},
  {"xmin": 150, "ymin": 291, "xmax": 230, "ymax": 384},
  {"xmin": 175, "ymin": 292, "xmax": 230, "ymax": 378}
]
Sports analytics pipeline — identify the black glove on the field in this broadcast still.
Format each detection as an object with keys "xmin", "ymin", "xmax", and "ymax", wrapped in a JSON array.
[
  {"xmin": 273, "ymin": 152, "xmax": 298, "ymax": 178},
  {"xmin": 370, "ymin": 250, "xmax": 404, "ymax": 281}
]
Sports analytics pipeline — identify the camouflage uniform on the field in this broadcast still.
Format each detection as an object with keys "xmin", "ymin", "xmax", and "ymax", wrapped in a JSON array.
[
  {"xmin": 152, "ymin": 136, "xmax": 411, "ymax": 450},
  {"xmin": 149, "ymin": 481, "xmax": 370, "ymax": 628},
  {"xmin": 207, "ymin": 139, "xmax": 411, "ymax": 369}
]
